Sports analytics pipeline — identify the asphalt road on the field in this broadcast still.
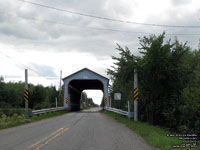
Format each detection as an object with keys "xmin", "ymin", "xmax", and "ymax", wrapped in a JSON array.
[{"xmin": 0, "ymin": 107, "xmax": 153, "ymax": 150}]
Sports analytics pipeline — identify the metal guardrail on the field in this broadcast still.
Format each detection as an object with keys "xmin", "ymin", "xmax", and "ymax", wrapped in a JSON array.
[
  {"xmin": 104, "ymin": 107, "xmax": 134, "ymax": 118},
  {"xmin": 32, "ymin": 107, "xmax": 66, "ymax": 115}
]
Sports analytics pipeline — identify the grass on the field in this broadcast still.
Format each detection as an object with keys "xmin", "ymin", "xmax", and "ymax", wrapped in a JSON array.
[
  {"xmin": 83, "ymin": 106, "xmax": 90, "ymax": 110},
  {"xmin": 0, "ymin": 111, "xmax": 68, "ymax": 130},
  {"xmin": 103, "ymin": 110, "xmax": 200, "ymax": 150}
]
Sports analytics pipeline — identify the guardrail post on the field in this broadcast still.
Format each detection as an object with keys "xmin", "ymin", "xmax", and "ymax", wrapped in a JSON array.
[{"xmin": 56, "ymin": 97, "xmax": 57, "ymax": 108}]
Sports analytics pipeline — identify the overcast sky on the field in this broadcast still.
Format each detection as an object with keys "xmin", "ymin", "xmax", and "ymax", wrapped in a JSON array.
[{"xmin": 0, "ymin": 0, "xmax": 200, "ymax": 104}]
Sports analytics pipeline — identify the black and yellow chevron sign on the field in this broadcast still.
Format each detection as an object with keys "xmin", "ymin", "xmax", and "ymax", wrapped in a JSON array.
[
  {"xmin": 134, "ymin": 88, "xmax": 139, "ymax": 101},
  {"xmin": 65, "ymin": 97, "xmax": 68, "ymax": 104},
  {"xmin": 24, "ymin": 89, "xmax": 29, "ymax": 102},
  {"xmin": 105, "ymin": 97, "xmax": 107, "ymax": 104}
]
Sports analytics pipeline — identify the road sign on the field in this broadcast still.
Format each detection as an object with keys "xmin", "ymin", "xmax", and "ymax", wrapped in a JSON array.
[
  {"xmin": 114, "ymin": 93, "xmax": 121, "ymax": 100},
  {"xmin": 105, "ymin": 97, "xmax": 108, "ymax": 104},
  {"xmin": 24, "ymin": 89, "xmax": 29, "ymax": 102},
  {"xmin": 134, "ymin": 88, "xmax": 139, "ymax": 101},
  {"xmin": 65, "ymin": 97, "xmax": 68, "ymax": 104}
]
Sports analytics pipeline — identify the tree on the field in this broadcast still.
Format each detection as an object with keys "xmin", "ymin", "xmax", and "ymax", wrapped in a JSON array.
[
  {"xmin": 81, "ymin": 92, "xmax": 88, "ymax": 106},
  {"xmin": 0, "ymin": 77, "xmax": 59, "ymax": 111},
  {"xmin": 138, "ymin": 33, "xmax": 193, "ymax": 127},
  {"xmin": 180, "ymin": 54, "xmax": 200, "ymax": 134},
  {"xmin": 0, "ymin": 76, "xmax": 7, "ymax": 107},
  {"xmin": 30, "ymin": 85, "xmax": 46, "ymax": 109},
  {"xmin": 107, "ymin": 44, "xmax": 138, "ymax": 110},
  {"xmin": 107, "ymin": 33, "xmax": 198, "ymax": 133}
]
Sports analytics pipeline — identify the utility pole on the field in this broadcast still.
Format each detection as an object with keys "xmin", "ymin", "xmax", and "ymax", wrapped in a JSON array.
[
  {"xmin": 59, "ymin": 70, "xmax": 62, "ymax": 106},
  {"xmin": 198, "ymin": 39, "xmax": 200, "ymax": 51},
  {"xmin": 24, "ymin": 69, "xmax": 29, "ymax": 118},
  {"xmin": 60, "ymin": 70, "xmax": 62, "ymax": 91},
  {"xmin": 134, "ymin": 68, "xmax": 138, "ymax": 121}
]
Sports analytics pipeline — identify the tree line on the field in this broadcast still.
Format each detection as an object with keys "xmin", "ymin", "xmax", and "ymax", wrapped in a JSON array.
[
  {"xmin": 0, "ymin": 77, "xmax": 62, "ymax": 110},
  {"xmin": 81, "ymin": 92, "xmax": 98, "ymax": 108},
  {"xmin": 0, "ymin": 76, "xmax": 98, "ymax": 113},
  {"xmin": 107, "ymin": 33, "xmax": 200, "ymax": 135}
]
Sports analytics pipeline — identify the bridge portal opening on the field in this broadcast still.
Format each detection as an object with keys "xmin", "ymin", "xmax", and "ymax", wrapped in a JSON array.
[
  {"xmin": 68, "ymin": 79, "xmax": 104, "ymax": 111},
  {"xmin": 63, "ymin": 68, "xmax": 109, "ymax": 111},
  {"xmin": 82, "ymin": 90, "xmax": 103, "ymax": 106}
]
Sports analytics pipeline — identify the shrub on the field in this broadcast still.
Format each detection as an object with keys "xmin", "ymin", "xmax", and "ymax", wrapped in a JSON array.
[
  {"xmin": 12, "ymin": 113, "xmax": 18, "ymax": 120},
  {"xmin": 0, "ymin": 114, "xmax": 7, "ymax": 122},
  {"xmin": 0, "ymin": 108, "xmax": 25, "ymax": 117}
]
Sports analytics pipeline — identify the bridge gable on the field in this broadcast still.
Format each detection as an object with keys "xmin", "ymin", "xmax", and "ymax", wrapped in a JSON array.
[
  {"xmin": 62, "ymin": 68, "xmax": 109, "ymax": 110},
  {"xmin": 63, "ymin": 68, "xmax": 108, "ymax": 82}
]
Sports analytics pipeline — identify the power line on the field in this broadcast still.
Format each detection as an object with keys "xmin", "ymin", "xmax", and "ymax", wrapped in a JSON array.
[
  {"xmin": 1, "ymin": 11, "xmax": 200, "ymax": 36},
  {"xmin": 18, "ymin": 0, "xmax": 200, "ymax": 29},
  {"xmin": 0, "ymin": 11, "xmax": 152, "ymax": 35},
  {"xmin": 0, "ymin": 51, "xmax": 58, "ymax": 79}
]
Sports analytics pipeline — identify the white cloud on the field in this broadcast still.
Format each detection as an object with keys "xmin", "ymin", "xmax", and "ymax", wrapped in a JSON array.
[
  {"xmin": 0, "ymin": 43, "xmax": 113, "ymax": 88},
  {"xmin": 0, "ymin": 0, "xmax": 200, "ymax": 90}
]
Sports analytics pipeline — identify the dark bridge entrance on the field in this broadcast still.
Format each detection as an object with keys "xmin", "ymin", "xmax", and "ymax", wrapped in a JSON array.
[{"xmin": 63, "ymin": 68, "xmax": 109, "ymax": 110}]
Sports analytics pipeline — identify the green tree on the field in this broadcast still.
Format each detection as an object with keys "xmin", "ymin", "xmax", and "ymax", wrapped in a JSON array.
[
  {"xmin": 138, "ymin": 33, "xmax": 193, "ymax": 128},
  {"xmin": 108, "ymin": 33, "xmax": 198, "ymax": 133},
  {"xmin": 0, "ymin": 78, "xmax": 59, "ymax": 112},
  {"xmin": 180, "ymin": 55, "xmax": 200, "ymax": 134},
  {"xmin": 4, "ymin": 82, "xmax": 25, "ymax": 108},
  {"xmin": 0, "ymin": 76, "xmax": 7, "ymax": 107},
  {"xmin": 31, "ymin": 85, "xmax": 46, "ymax": 109},
  {"xmin": 107, "ymin": 44, "xmax": 138, "ymax": 110},
  {"xmin": 138, "ymin": 33, "xmax": 172, "ymax": 124}
]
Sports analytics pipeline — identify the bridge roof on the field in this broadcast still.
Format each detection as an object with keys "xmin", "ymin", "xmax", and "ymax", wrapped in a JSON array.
[{"xmin": 62, "ymin": 68, "xmax": 109, "ymax": 81}]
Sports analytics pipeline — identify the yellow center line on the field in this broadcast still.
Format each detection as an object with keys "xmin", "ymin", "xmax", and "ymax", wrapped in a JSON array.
[
  {"xmin": 26, "ymin": 127, "xmax": 66, "ymax": 150},
  {"xmin": 35, "ymin": 128, "xmax": 69, "ymax": 150}
]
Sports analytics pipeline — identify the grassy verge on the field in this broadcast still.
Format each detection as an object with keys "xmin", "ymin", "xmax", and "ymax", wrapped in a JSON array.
[
  {"xmin": 83, "ymin": 106, "xmax": 90, "ymax": 110},
  {"xmin": 103, "ymin": 110, "xmax": 199, "ymax": 150},
  {"xmin": 0, "ymin": 111, "xmax": 68, "ymax": 130}
]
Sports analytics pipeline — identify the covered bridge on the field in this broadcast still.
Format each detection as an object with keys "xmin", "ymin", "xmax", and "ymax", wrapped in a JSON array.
[{"xmin": 63, "ymin": 68, "xmax": 110, "ymax": 110}]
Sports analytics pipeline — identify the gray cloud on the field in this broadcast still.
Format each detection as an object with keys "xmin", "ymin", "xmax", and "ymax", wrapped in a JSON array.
[
  {"xmin": 30, "ymin": 63, "xmax": 57, "ymax": 78},
  {"xmin": 0, "ymin": 0, "xmax": 200, "ymax": 60},
  {"xmin": 171, "ymin": 0, "xmax": 191, "ymax": 6},
  {"xmin": 4, "ymin": 75, "xmax": 21, "ymax": 79}
]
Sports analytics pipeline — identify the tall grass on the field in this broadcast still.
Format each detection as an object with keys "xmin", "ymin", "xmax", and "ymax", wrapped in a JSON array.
[
  {"xmin": 103, "ymin": 110, "xmax": 199, "ymax": 150},
  {"xmin": 0, "ymin": 111, "xmax": 67, "ymax": 130},
  {"xmin": 0, "ymin": 108, "xmax": 25, "ymax": 116}
]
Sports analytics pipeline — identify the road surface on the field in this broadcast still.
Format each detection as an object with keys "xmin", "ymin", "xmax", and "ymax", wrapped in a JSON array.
[{"xmin": 0, "ymin": 107, "xmax": 153, "ymax": 150}]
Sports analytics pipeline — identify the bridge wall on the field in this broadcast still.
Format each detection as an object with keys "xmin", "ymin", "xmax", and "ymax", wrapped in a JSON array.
[{"xmin": 63, "ymin": 68, "xmax": 109, "ymax": 110}]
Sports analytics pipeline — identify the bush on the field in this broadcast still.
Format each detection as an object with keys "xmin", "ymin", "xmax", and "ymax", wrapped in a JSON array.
[
  {"xmin": 17, "ymin": 115, "xmax": 25, "ymax": 120},
  {"xmin": 12, "ymin": 113, "xmax": 18, "ymax": 120},
  {"xmin": 0, "ymin": 114, "xmax": 7, "ymax": 122},
  {"xmin": 0, "ymin": 108, "xmax": 25, "ymax": 117}
]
